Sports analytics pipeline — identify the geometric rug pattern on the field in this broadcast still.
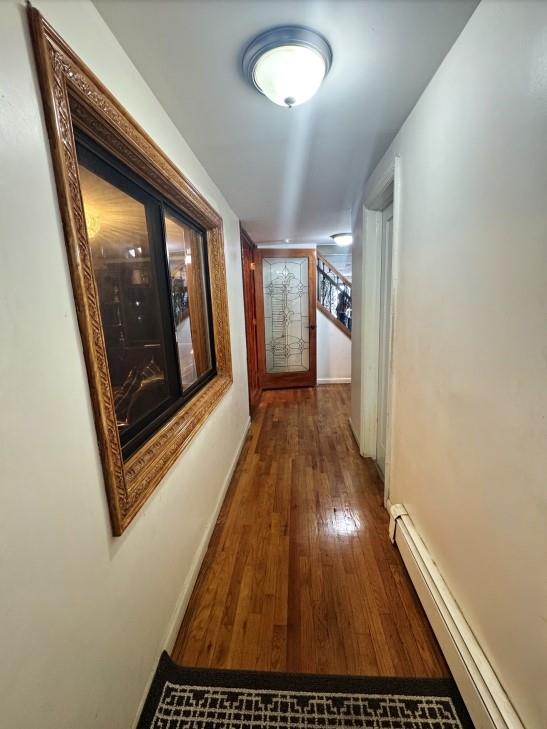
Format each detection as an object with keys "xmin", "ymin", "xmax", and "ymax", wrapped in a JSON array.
[{"xmin": 137, "ymin": 653, "xmax": 474, "ymax": 729}]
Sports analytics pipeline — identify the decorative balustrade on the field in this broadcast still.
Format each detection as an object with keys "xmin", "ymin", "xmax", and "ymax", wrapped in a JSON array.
[{"xmin": 317, "ymin": 253, "xmax": 352, "ymax": 336}]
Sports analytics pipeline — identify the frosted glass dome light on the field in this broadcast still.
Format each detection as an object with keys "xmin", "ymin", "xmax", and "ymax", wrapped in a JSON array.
[
  {"xmin": 253, "ymin": 45, "xmax": 326, "ymax": 108},
  {"xmin": 331, "ymin": 233, "xmax": 353, "ymax": 247},
  {"xmin": 243, "ymin": 27, "xmax": 332, "ymax": 108}
]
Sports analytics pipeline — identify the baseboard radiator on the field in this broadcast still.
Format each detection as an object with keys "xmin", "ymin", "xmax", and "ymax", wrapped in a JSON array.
[{"xmin": 389, "ymin": 505, "xmax": 524, "ymax": 729}]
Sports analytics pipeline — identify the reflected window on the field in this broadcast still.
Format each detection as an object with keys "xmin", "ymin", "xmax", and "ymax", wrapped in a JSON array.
[
  {"xmin": 77, "ymin": 133, "xmax": 215, "ymax": 458},
  {"xmin": 165, "ymin": 213, "xmax": 212, "ymax": 389}
]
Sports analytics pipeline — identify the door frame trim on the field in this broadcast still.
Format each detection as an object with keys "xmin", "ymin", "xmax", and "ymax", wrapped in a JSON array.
[
  {"xmin": 361, "ymin": 156, "xmax": 401, "ymax": 506},
  {"xmin": 376, "ymin": 202, "xmax": 394, "ymax": 480},
  {"xmin": 254, "ymin": 248, "xmax": 317, "ymax": 390},
  {"xmin": 240, "ymin": 226, "xmax": 262, "ymax": 414}
]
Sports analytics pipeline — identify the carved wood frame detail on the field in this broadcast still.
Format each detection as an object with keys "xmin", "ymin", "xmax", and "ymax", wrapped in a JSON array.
[{"xmin": 28, "ymin": 8, "xmax": 232, "ymax": 535}]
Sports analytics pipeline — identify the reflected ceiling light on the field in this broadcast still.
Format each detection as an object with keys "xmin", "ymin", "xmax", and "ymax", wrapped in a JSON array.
[
  {"xmin": 84, "ymin": 207, "xmax": 101, "ymax": 240},
  {"xmin": 331, "ymin": 233, "xmax": 353, "ymax": 247},
  {"xmin": 243, "ymin": 26, "xmax": 332, "ymax": 108}
]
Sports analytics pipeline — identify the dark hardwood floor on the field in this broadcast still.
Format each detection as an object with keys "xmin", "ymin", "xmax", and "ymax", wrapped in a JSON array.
[{"xmin": 173, "ymin": 385, "xmax": 449, "ymax": 677}]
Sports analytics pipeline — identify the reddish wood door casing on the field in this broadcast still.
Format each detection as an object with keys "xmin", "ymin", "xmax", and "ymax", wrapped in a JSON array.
[
  {"xmin": 254, "ymin": 249, "xmax": 317, "ymax": 389},
  {"xmin": 240, "ymin": 227, "xmax": 262, "ymax": 413}
]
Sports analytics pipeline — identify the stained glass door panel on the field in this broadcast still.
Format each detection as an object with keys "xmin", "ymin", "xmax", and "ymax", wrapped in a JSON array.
[
  {"xmin": 263, "ymin": 257, "xmax": 309, "ymax": 372},
  {"xmin": 256, "ymin": 250, "xmax": 317, "ymax": 389}
]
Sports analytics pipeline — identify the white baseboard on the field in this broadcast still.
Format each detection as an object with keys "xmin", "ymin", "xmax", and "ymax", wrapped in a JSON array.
[
  {"xmin": 131, "ymin": 416, "xmax": 251, "ymax": 729},
  {"xmin": 389, "ymin": 505, "xmax": 524, "ymax": 729},
  {"xmin": 317, "ymin": 377, "xmax": 351, "ymax": 384},
  {"xmin": 162, "ymin": 415, "xmax": 251, "ymax": 652}
]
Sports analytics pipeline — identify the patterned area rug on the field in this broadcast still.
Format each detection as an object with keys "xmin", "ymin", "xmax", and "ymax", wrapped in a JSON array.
[{"xmin": 137, "ymin": 652, "xmax": 474, "ymax": 728}]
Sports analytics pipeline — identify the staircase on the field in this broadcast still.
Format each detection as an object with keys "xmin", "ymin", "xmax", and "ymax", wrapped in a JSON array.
[{"xmin": 317, "ymin": 252, "xmax": 352, "ymax": 337}]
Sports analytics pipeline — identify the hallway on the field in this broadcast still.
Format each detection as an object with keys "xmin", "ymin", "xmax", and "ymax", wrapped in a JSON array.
[
  {"xmin": 173, "ymin": 386, "xmax": 448, "ymax": 677},
  {"xmin": 4, "ymin": 1, "xmax": 546, "ymax": 726}
]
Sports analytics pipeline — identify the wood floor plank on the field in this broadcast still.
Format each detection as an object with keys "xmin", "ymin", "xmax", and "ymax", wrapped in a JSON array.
[{"xmin": 173, "ymin": 385, "xmax": 450, "ymax": 678}]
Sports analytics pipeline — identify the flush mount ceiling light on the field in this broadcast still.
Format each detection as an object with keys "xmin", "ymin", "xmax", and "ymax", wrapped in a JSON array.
[
  {"xmin": 243, "ymin": 26, "xmax": 332, "ymax": 108},
  {"xmin": 331, "ymin": 233, "xmax": 353, "ymax": 247}
]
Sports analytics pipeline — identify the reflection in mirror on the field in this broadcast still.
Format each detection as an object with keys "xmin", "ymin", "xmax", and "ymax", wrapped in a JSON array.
[
  {"xmin": 78, "ymin": 163, "xmax": 171, "ymax": 437},
  {"xmin": 164, "ymin": 213, "xmax": 212, "ymax": 389},
  {"xmin": 76, "ymin": 134, "xmax": 216, "ymax": 461}
]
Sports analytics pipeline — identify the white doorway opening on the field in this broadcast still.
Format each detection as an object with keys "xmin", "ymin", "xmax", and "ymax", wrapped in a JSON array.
[
  {"xmin": 376, "ymin": 203, "xmax": 394, "ymax": 479},
  {"xmin": 359, "ymin": 157, "xmax": 400, "ymax": 505}
]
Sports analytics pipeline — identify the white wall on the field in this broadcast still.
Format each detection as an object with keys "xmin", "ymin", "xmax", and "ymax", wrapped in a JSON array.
[
  {"xmin": 317, "ymin": 309, "xmax": 351, "ymax": 384},
  {"xmin": 0, "ymin": 2, "xmax": 249, "ymax": 728},
  {"xmin": 352, "ymin": 1, "xmax": 547, "ymax": 726}
]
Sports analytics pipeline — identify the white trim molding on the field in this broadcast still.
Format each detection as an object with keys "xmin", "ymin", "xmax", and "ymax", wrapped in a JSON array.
[
  {"xmin": 132, "ymin": 417, "xmax": 251, "ymax": 729},
  {"xmin": 360, "ymin": 156, "xmax": 402, "ymax": 507},
  {"xmin": 389, "ymin": 504, "xmax": 525, "ymax": 729},
  {"xmin": 317, "ymin": 377, "xmax": 351, "ymax": 385},
  {"xmin": 163, "ymin": 415, "xmax": 252, "ymax": 652},
  {"xmin": 360, "ymin": 205, "xmax": 382, "ymax": 458}
]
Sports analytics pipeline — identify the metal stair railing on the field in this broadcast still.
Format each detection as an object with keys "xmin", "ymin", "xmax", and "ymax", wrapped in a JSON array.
[{"xmin": 316, "ymin": 252, "xmax": 352, "ymax": 337}]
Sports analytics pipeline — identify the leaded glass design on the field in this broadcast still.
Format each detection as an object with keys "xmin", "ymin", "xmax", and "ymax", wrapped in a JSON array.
[{"xmin": 262, "ymin": 257, "xmax": 309, "ymax": 373}]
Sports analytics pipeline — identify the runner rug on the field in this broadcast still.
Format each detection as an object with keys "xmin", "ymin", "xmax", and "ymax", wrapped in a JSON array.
[{"xmin": 137, "ymin": 652, "xmax": 474, "ymax": 728}]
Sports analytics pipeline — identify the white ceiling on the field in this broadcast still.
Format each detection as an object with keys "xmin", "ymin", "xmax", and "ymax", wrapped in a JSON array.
[
  {"xmin": 94, "ymin": 0, "xmax": 478, "ymax": 245},
  {"xmin": 318, "ymin": 245, "xmax": 353, "ymax": 281}
]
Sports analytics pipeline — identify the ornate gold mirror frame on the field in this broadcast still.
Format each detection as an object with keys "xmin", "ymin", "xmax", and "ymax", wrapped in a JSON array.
[{"xmin": 29, "ymin": 7, "xmax": 232, "ymax": 535}]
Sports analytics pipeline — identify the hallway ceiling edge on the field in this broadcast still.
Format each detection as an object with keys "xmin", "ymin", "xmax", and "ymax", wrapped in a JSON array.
[{"xmin": 94, "ymin": 0, "xmax": 478, "ymax": 244}]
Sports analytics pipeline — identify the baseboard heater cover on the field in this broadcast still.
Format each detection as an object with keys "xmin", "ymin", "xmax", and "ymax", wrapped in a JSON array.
[{"xmin": 389, "ymin": 504, "xmax": 524, "ymax": 729}]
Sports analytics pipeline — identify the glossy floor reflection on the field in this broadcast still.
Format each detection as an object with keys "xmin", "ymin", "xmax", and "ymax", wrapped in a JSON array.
[{"xmin": 173, "ymin": 385, "xmax": 449, "ymax": 677}]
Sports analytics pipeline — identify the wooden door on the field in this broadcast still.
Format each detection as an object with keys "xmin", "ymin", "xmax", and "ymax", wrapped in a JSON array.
[
  {"xmin": 255, "ymin": 248, "xmax": 317, "ymax": 389},
  {"xmin": 377, "ymin": 204, "xmax": 394, "ymax": 478},
  {"xmin": 240, "ymin": 227, "xmax": 261, "ymax": 413}
]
